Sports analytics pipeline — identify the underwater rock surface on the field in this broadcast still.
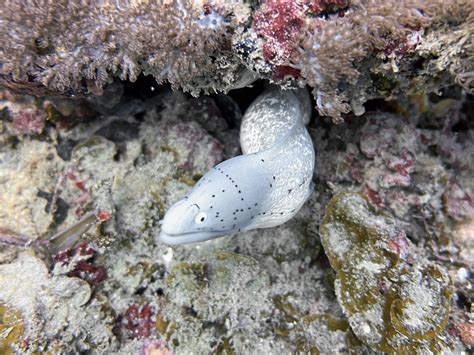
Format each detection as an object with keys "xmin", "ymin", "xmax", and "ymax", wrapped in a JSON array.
[
  {"xmin": 1, "ymin": 1, "xmax": 473, "ymax": 121},
  {"xmin": 0, "ymin": 84, "xmax": 472, "ymax": 353},
  {"xmin": 321, "ymin": 193, "xmax": 453, "ymax": 352}
]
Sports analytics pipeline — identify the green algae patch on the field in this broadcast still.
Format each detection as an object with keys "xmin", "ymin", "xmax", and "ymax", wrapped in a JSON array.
[
  {"xmin": 320, "ymin": 193, "xmax": 453, "ymax": 352},
  {"xmin": 273, "ymin": 295, "xmax": 301, "ymax": 323},
  {"xmin": 155, "ymin": 313, "xmax": 175, "ymax": 342},
  {"xmin": 0, "ymin": 303, "xmax": 25, "ymax": 354},
  {"xmin": 271, "ymin": 295, "xmax": 363, "ymax": 353},
  {"xmin": 212, "ymin": 336, "xmax": 234, "ymax": 355},
  {"xmin": 166, "ymin": 262, "xmax": 208, "ymax": 290},
  {"xmin": 163, "ymin": 252, "xmax": 273, "ymax": 351},
  {"xmin": 72, "ymin": 135, "xmax": 117, "ymax": 160},
  {"xmin": 165, "ymin": 251, "xmax": 270, "ymax": 318}
]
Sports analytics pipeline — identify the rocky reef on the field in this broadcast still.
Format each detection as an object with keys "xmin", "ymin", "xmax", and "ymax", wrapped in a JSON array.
[
  {"xmin": 1, "ymin": 0, "xmax": 473, "ymax": 120},
  {"xmin": 0, "ymin": 0, "xmax": 473, "ymax": 354},
  {"xmin": 0, "ymin": 80, "xmax": 472, "ymax": 353},
  {"xmin": 321, "ymin": 193, "xmax": 453, "ymax": 352}
]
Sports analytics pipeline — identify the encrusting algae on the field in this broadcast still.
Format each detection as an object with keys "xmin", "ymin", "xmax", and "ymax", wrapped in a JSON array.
[
  {"xmin": 320, "ymin": 192, "xmax": 455, "ymax": 352},
  {"xmin": 0, "ymin": 304, "xmax": 25, "ymax": 355}
]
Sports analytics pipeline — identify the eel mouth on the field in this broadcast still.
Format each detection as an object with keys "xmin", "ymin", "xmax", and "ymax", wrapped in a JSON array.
[{"xmin": 159, "ymin": 228, "xmax": 234, "ymax": 245}]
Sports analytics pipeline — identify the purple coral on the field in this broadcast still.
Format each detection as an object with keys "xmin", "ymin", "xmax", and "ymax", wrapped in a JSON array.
[
  {"xmin": 120, "ymin": 304, "xmax": 156, "ymax": 339},
  {"xmin": 11, "ymin": 107, "xmax": 46, "ymax": 135},
  {"xmin": 253, "ymin": 0, "xmax": 305, "ymax": 65},
  {"xmin": 53, "ymin": 243, "xmax": 107, "ymax": 285}
]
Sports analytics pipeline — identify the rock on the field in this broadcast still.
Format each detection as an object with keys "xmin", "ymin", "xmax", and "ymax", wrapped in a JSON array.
[{"xmin": 320, "ymin": 193, "xmax": 460, "ymax": 352}]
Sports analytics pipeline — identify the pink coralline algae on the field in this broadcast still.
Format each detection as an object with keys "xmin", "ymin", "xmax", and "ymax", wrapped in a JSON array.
[
  {"xmin": 62, "ymin": 170, "xmax": 91, "ymax": 217},
  {"xmin": 306, "ymin": 0, "xmax": 350, "ymax": 14},
  {"xmin": 253, "ymin": 0, "xmax": 305, "ymax": 65},
  {"xmin": 386, "ymin": 230, "xmax": 411, "ymax": 262},
  {"xmin": 97, "ymin": 211, "xmax": 111, "ymax": 222},
  {"xmin": 120, "ymin": 304, "xmax": 156, "ymax": 339},
  {"xmin": 252, "ymin": 0, "xmax": 350, "ymax": 66},
  {"xmin": 163, "ymin": 122, "xmax": 224, "ymax": 172},
  {"xmin": 443, "ymin": 181, "xmax": 474, "ymax": 222},
  {"xmin": 271, "ymin": 65, "xmax": 301, "ymax": 81},
  {"xmin": 354, "ymin": 114, "xmax": 419, "ymax": 190},
  {"xmin": 140, "ymin": 339, "xmax": 173, "ymax": 355},
  {"xmin": 54, "ymin": 243, "xmax": 107, "ymax": 286},
  {"xmin": 447, "ymin": 322, "xmax": 474, "ymax": 347},
  {"xmin": 363, "ymin": 185, "xmax": 385, "ymax": 211},
  {"xmin": 315, "ymin": 109, "xmax": 473, "ymax": 244},
  {"xmin": 458, "ymin": 322, "xmax": 474, "ymax": 346},
  {"xmin": 11, "ymin": 107, "xmax": 46, "ymax": 135}
]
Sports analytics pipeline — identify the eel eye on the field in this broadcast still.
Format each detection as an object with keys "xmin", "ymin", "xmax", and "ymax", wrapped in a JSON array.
[{"xmin": 195, "ymin": 211, "xmax": 207, "ymax": 224}]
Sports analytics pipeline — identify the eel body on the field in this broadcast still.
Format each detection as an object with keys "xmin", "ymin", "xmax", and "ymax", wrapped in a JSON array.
[{"xmin": 159, "ymin": 88, "xmax": 315, "ymax": 244}]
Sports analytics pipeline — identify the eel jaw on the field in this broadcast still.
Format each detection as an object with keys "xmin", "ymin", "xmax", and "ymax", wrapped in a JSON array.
[{"xmin": 159, "ymin": 228, "xmax": 234, "ymax": 245}]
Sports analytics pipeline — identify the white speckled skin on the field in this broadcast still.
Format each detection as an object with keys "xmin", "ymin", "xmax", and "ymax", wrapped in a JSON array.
[{"xmin": 160, "ymin": 88, "xmax": 315, "ymax": 245}]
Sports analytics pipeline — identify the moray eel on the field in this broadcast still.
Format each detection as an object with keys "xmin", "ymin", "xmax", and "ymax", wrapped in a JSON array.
[{"xmin": 160, "ymin": 88, "xmax": 315, "ymax": 245}]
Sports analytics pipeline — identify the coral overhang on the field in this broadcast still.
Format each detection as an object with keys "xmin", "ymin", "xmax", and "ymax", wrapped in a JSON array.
[{"xmin": 0, "ymin": 0, "xmax": 473, "ymax": 119}]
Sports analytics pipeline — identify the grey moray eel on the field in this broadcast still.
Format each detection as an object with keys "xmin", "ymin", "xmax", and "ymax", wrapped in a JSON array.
[{"xmin": 159, "ymin": 88, "xmax": 315, "ymax": 245}]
